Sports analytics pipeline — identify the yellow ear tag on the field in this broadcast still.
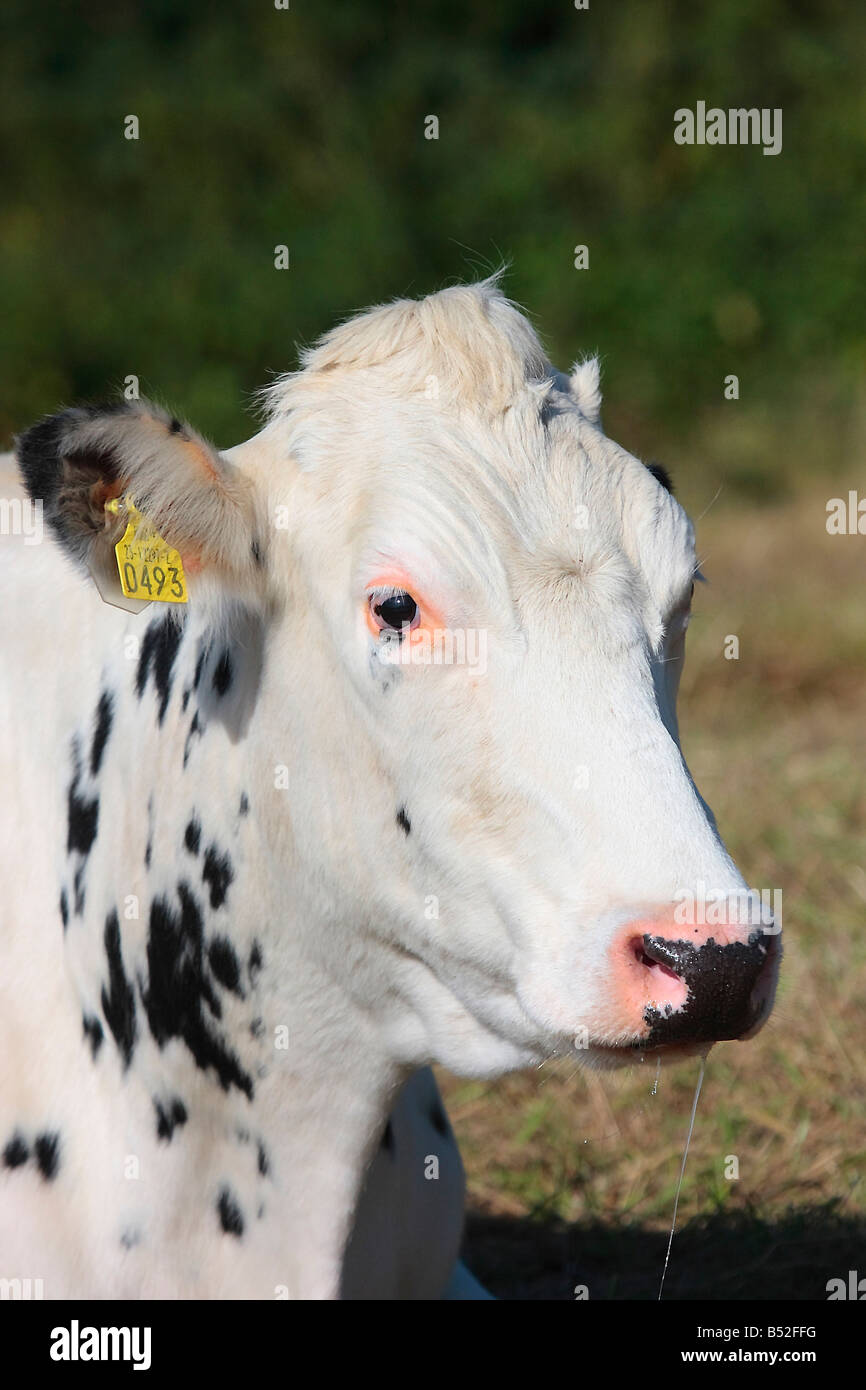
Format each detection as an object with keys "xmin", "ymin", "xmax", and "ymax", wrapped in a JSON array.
[{"xmin": 109, "ymin": 495, "xmax": 188, "ymax": 604}]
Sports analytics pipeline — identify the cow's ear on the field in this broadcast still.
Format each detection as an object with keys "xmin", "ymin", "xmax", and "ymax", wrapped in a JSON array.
[
  {"xmin": 569, "ymin": 357, "xmax": 602, "ymax": 425},
  {"xmin": 15, "ymin": 400, "xmax": 266, "ymax": 594}
]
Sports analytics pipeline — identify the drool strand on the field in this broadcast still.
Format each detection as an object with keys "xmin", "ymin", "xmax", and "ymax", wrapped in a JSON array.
[{"xmin": 658, "ymin": 1051, "xmax": 708, "ymax": 1301}]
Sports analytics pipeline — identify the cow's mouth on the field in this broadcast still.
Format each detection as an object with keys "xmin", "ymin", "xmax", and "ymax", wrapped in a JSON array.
[{"xmin": 587, "ymin": 1038, "xmax": 712, "ymax": 1070}]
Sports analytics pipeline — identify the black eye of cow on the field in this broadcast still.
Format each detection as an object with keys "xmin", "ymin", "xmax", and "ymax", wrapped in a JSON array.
[{"xmin": 371, "ymin": 591, "xmax": 418, "ymax": 631}]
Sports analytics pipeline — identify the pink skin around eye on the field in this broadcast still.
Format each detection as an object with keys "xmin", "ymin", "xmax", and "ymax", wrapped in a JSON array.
[{"xmin": 364, "ymin": 570, "xmax": 445, "ymax": 639}]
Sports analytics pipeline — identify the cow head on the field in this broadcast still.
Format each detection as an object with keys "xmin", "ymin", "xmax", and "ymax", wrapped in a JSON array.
[{"xmin": 16, "ymin": 280, "xmax": 780, "ymax": 1080}]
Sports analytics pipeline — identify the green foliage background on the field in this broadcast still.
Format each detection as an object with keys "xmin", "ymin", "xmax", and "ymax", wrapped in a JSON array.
[{"xmin": 0, "ymin": 0, "xmax": 862, "ymax": 493}]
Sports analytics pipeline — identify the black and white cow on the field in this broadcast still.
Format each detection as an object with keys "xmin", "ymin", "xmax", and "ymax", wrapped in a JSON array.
[{"xmin": 0, "ymin": 281, "xmax": 779, "ymax": 1298}]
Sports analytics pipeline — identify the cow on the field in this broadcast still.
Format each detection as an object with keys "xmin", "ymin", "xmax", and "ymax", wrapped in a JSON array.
[{"xmin": 0, "ymin": 279, "xmax": 780, "ymax": 1299}]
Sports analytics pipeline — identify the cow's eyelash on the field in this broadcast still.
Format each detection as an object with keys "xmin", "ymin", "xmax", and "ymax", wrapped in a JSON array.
[{"xmin": 367, "ymin": 585, "xmax": 406, "ymax": 602}]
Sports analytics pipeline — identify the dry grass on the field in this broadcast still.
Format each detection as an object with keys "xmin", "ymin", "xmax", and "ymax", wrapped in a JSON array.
[{"xmin": 439, "ymin": 480, "xmax": 866, "ymax": 1299}]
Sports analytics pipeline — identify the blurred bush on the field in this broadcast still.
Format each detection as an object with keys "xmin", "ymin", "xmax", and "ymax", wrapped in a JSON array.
[{"xmin": 0, "ymin": 0, "xmax": 862, "ymax": 489}]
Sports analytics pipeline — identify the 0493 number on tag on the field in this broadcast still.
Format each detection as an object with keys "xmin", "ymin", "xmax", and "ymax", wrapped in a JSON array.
[{"xmin": 119, "ymin": 556, "xmax": 186, "ymax": 602}]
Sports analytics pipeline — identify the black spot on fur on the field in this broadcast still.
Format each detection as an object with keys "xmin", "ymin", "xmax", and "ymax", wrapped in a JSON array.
[
  {"xmin": 90, "ymin": 690, "xmax": 114, "ymax": 777},
  {"xmin": 73, "ymin": 864, "xmax": 86, "ymax": 916},
  {"xmin": 208, "ymin": 936, "xmax": 242, "ymax": 994},
  {"xmin": 143, "ymin": 884, "xmax": 254, "ymax": 1099},
  {"xmin": 381, "ymin": 1119, "xmax": 395, "ymax": 1155},
  {"xmin": 217, "ymin": 1186, "xmax": 244, "ymax": 1237},
  {"xmin": 59, "ymin": 888, "xmax": 69, "ymax": 930},
  {"xmin": 183, "ymin": 711, "xmax": 203, "ymax": 769},
  {"xmin": 144, "ymin": 838, "xmax": 152, "ymax": 869},
  {"xmin": 82, "ymin": 1013, "xmax": 104, "ymax": 1058},
  {"xmin": 184, "ymin": 818, "xmax": 201, "ymax": 855},
  {"xmin": 257, "ymin": 1141, "xmax": 270, "ymax": 1177},
  {"xmin": 193, "ymin": 647, "xmax": 207, "ymax": 691},
  {"xmin": 101, "ymin": 910, "xmax": 137, "ymax": 1067},
  {"xmin": 250, "ymin": 1017, "xmax": 264, "ymax": 1039},
  {"xmin": 202, "ymin": 845, "xmax": 233, "ymax": 910},
  {"xmin": 67, "ymin": 748, "xmax": 99, "ymax": 858},
  {"xmin": 120, "ymin": 1228, "xmax": 141, "ymax": 1250},
  {"xmin": 181, "ymin": 687, "xmax": 191, "ymax": 712},
  {"xmin": 154, "ymin": 1096, "xmax": 188, "ymax": 1142},
  {"xmin": 212, "ymin": 648, "xmax": 233, "ymax": 696},
  {"xmin": 136, "ymin": 614, "xmax": 185, "ymax": 725},
  {"xmin": 647, "ymin": 461, "xmax": 674, "ymax": 495},
  {"xmin": 169, "ymin": 417, "xmax": 184, "ymax": 435},
  {"xmin": 370, "ymin": 645, "xmax": 401, "ymax": 696},
  {"xmin": 239, "ymin": 792, "xmax": 250, "ymax": 816},
  {"xmin": 34, "ymin": 1131, "xmax": 61, "ymax": 1181},
  {"xmin": 251, "ymin": 539, "xmax": 264, "ymax": 568},
  {"xmin": 2, "ymin": 1133, "xmax": 29, "ymax": 1169},
  {"xmin": 430, "ymin": 1102, "xmax": 449, "ymax": 1138},
  {"xmin": 396, "ymin": 806, "xmax": 411, "ymax": 836},
  {"xmin": 248, "ymin": 941, "xmax": 263, "ymax": 984}
]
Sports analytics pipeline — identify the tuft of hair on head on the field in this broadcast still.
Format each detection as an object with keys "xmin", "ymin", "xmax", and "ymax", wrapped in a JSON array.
[
  {"xmin": 262, "ymin": 274, "xmax": 552, "ymax": 417},
  {"xmin": 569, "ymin": 357, "xmax": 602, "ymax": 425}
]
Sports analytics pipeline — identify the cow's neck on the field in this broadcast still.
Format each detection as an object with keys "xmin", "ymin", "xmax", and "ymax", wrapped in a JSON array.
[
  {"xmin": 62, "ymin": 602, "xmax": 408, "ymax": 1297},
  {"xmin": 238, "ymin": 990, "xmax": 405, "ymax": 1298}
]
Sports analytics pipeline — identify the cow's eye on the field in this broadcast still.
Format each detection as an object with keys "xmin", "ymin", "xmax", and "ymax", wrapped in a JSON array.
[{"xmin": 369, "ymin": 589, "xmax": 419, "ymax": 632}]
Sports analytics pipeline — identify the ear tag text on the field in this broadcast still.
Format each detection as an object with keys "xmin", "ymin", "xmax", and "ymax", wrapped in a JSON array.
[{"xmin": 107, "ymin": 496, "xmax": 188, "ymax": 604}]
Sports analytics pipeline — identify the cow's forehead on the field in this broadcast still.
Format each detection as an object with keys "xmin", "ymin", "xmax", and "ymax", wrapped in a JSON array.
[{"xmin": 275, "ymin": 378, "xmax": 696, "ymax": 618}]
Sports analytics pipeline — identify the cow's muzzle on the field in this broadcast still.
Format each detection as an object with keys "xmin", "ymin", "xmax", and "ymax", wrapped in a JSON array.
[{"xmin": 638, "ymin": 929, "xmax": 781, "ymax": 1047}]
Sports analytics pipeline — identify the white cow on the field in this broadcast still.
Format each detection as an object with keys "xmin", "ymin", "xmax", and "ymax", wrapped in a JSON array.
[{"xmin": 0, "ymin": 280, "xmax": 779, "ymax": 1299}]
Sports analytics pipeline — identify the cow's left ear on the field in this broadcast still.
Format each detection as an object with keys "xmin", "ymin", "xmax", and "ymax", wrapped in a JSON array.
[{"xmin": 15, "ymin": 400, "xmax": 266, "ymax": 596}]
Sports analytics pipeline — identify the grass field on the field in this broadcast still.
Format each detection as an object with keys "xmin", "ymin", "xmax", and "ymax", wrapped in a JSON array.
[{"xmin": 439, "ymin": 475, "xmax": 866, "ymax": 1299}]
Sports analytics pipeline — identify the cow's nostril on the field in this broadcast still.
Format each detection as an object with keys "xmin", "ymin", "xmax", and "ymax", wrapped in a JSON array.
[
  {"xmin": 632, "ymin": 938, "xmax": 681, "ymax": 982},
  {"xmin": 640, "ymin": 934, "xmax": 698, "ymax": 977}
]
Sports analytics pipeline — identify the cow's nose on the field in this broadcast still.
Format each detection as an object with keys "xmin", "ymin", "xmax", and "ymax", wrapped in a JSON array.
[{"xmin": 639, "ymin": 929, "xmax": 779, "ymax": 1046}]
